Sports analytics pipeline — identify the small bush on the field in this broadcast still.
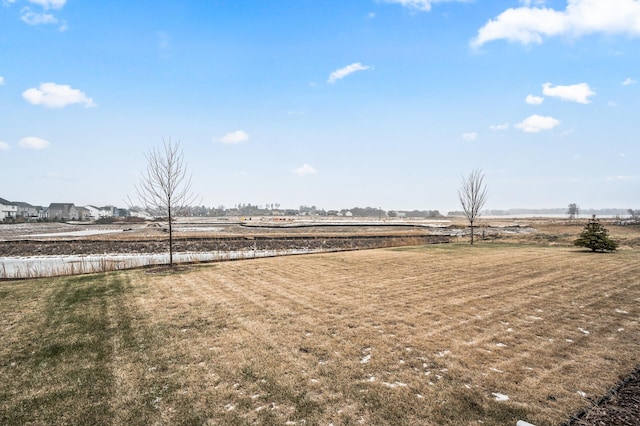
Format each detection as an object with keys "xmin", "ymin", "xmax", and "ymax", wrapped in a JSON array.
[{"xmin": 574, "ymin": 215, "xmax": 618, "ymax": 252}]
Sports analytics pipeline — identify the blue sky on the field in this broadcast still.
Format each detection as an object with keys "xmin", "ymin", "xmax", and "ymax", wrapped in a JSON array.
[{"xmin": 1, "ymin": 0, "xmax": 638, "ymax": 211}]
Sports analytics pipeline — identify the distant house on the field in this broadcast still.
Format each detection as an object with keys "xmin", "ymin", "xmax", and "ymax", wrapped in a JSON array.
[
  {"xmin": 76, "ymin": 207, "xmax": 91, "ymax": 221},
  {"xmin": 48, "ymin": 203, "xmax": 79, "ymax": 221},
  {"xmin": 129, "ymin": 208, "xmax": 153, "ymax": 220},
  {"xmin": 114, "ymin": 208, "xmax": 130, "ymax": 218},
  {"xmin": 0, "ymin": 197, "xmax": 17, "ymax": 221},
  {"xmin": 14, "ymin": 202, "xmax": 41, "ymax": 219},
  {"xmin": 83, "ymin": 205, "xmax": 100, "ymax": 219},
  {"xmin": 85, "ymin": 205, "xmax": 115, "ymax": 218}
]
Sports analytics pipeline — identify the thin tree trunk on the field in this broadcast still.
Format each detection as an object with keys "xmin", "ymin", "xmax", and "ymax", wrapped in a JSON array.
[
  {"xmin": 470, "ymin": 221, "xmax": 475, "ymax": 245},
  {"xmin": 168, "ymin": 206, "xmax": 173, "ymax": 267}
]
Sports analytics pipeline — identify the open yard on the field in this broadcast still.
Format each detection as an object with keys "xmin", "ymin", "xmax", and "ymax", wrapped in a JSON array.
[{"xmin": 1, "ymin": 243, "xmax": 639, "ymax": 425}]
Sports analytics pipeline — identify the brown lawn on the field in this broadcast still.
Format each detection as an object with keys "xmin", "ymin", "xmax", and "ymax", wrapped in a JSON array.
[{"xmin": 1, "ymin": 243, "xmax": 639, "ymax": 425}]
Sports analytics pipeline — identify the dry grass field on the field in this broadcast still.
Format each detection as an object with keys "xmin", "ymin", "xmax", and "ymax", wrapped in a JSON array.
[{"xmin": 1, "ymin": 242, "xmax": 639, "ymax": 425}]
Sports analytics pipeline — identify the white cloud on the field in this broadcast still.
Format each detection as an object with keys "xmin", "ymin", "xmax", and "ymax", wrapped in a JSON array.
[
  {"xmin": 622, "ymin": 77, "xmax": 637, "ymax": 85},
  {"xmin": 462, "ymin": 132, "xmax": 477, "ymax": 141},
  {"xmin": 525, "ymin": 94, "xmax": 544, "ymax": 105},
  {"xmin": 382, "ymin": 0, "xmax": 468, "ymax": 12},
  {"xmin": 21, "ymin": 10, "xmax": 58, "ymax": 25},
  {"xmin": 0, "ymin": 141, "xmax": 10, "ymax": 151},
  {"xmin": 327, "ymin": 63, "xmax": 371, "ymax": 84},
  {"xmin": 219, "ymin": 130, "xmax": 249, "ymax": 144},
  {"xmin": 22, "ymin": 82, "xmax": 96, "ymax": 108},
  {"xmin": 471, "ymin": 0, "xmax": 640, "ymax": 48},
  {"xmin": 0, "ymin": 76, "xmax": 4, "ymax": 86},
  {"xmin": 515, "ymin": 114, "xmax": 560, "ymax": 133},
  {"xmin": 19, "ymin": 136, "xmax": 50, "ymax": 149},
  {"xmin": 542, "ymin": 82, "xmax": 595, "ymax": 104},
  {"xmin": 293, "ymin": 164, "xmax": 317, "ymax": 176},
  {"xmin": 608, "ymin": 101, "xmax": 618, "ymax": 107},
  {"xmin": 28, "ymin": 0, "xmax": 65, "ymax": 9},
  {"xmin": 490, "ymin": 123, "xmax": 509, "ymax": 131},
  {"xmin": 606, "ymin": 175, "xmax": 637, "ymax": 181}
]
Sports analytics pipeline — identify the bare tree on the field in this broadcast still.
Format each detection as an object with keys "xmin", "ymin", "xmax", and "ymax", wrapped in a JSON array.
[
  {"xmin": 134, "ymin": 139, "xmax": 197, "ymax": 267},
  {"xmin": 567, "ymin": 203, "xmax": 580, "ymax": 220},
  {"xmin": 458, "ymin": 169, "xmax": 488, "ymax": 245}
]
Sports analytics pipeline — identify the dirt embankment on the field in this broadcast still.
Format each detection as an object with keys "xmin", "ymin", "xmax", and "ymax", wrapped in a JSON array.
[{"xmin": 0, "ymin": 234, "xmax": 451, "ymax": 257}]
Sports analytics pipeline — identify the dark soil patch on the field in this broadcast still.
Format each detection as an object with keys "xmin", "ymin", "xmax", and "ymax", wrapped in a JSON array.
[
  {"xmin": 564, "ymin": 366, "xmax": 640, "ymax": 425},
  {"xmin": 0, "ymin": 234, "xmax": 450, "ymax": 257}
]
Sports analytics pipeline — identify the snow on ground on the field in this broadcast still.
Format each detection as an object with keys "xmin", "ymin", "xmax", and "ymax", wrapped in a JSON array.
[
  {"xmin": 492, "ymin": 392, "xmax": 509, "ymax": 401},
  {"xmin": 0, "ymin": 248, "xmax": 321, "ymax": 279},
  {"xmin": 29, "ymin": 229, "xmax": 124, "ymax": 238}
]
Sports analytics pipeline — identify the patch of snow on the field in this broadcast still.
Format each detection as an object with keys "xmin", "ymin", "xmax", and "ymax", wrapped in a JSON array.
[
  {"xmin": 383, "ymin": 381, "xmax": 407, "ymax": 388},
  {"xmin": 615, "ymin": 309, "xmax": 629, "ymax": 314},
  {"xmin": 492, "ymin": 392, "xmax": 509, "ymax": 401},
  {"xmin": 360, "ymin": 354, "xmax": 371, "ymax": 364},
  {"xmin": 495, "ymin": 343, "xmax": 507, "ymax": 348},
  {"xmin": 577, "ymin": 391, "xmax": 587, "ymax": 398},
  {"xmin": 578, "ymin": 328, "xmax": 590, "ymax": 335},
  {"xmin": 28, "ymin": 229, "xmax": 123, "ymax": 238},
  {"xmin": 566, "ymin": 339, "xmax": 574, "ymax": 343},
  {"xmin": 175, "ymin": 227, "xmax": 223, "ymax": 232},
  {"xmin": 490, "ymin": 368, "xmax": 504, "ymax": 374},
  {"xmin": 0, "ymin": 248, "xmax": 322, "ymax": 279},
  {"xmin": 225, "ymin": 404, "xmax": 235, "ymax": 411},
  {"xmin": 437, "ymin": 350, "xmax": 451, "ymax": 357}
]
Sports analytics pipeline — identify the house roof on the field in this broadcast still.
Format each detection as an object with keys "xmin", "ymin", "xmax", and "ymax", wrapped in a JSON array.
[
  {"xmin": 13, "ymin": 201, "xmax": 35, "ymax": 208},
  {"xmin": 49, "ymin": 203, "xmax": 76, "ymax": 209},
  {"xmin": 0, "ymin": 197, "xmax": 16, "ymax": 206}
]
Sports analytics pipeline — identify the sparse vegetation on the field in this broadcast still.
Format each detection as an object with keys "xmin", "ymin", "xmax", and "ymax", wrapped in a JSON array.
[{"xmin": 1, "ymin": 244, "xmax": 639, "ymax": 425}]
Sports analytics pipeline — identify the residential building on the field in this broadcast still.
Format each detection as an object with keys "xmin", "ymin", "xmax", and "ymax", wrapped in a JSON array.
[
  {"xmin": 48, "ymin": 203, "xmax": 79, "ymax": 221},
  {"xmin": 0, "ymin": 197, "xmax": 17, "ymax": 221},
  {"xmin": 14, "ymin": 202, "xmax": 41, "ymax": 219},
  {"xmin": 76, "ymin": 207, "xmax": 91, "ymax": 221}
]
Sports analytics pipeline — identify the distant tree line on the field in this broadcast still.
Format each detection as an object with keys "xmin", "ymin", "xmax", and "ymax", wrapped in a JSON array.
[{"xmin": 166, "ymin": 204, "xmax": 443, "ymax": 218}]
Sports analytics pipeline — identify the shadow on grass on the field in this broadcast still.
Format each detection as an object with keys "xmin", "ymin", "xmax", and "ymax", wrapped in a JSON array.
[{"xmin": 1, "ymin": 273, "xmax": 134, "ymax": 425}]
